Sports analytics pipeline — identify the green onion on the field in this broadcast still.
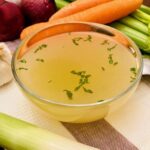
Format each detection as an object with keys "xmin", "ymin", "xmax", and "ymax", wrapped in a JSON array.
[
  {"xmin": 0, "ymin": 113, "xmax": 98, "ymax": 150},
  {"xmin": 110, "ymin": 22, "xmax": 150, "ymax": 53},
  {"xmin": 55, "ymin": 0, "xmax": 69, "ymax": 9},
  {"xmin": 119, "ymin": 16, "xmax": 150, "ymax": 35}
]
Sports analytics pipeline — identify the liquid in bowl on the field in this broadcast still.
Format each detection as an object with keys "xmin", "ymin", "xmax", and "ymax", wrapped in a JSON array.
[{"xmin": 12, "ymin": 22, "xmax": 142, "ymax": 123}]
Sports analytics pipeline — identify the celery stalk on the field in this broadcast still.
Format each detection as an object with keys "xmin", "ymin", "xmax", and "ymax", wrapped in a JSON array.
[
  {"xmin": 140, "ymin": 5, "xmax": 150, "ymax": 15},
  {"xmin": 55, "ymin": 0, "xmax": 69, "ymax": 9},
  {"xmin": 110, "ymin": 22, "xmax": 150, "ymax": 53},
  {"xmin": 132, "ymin": 10, "xmax": 150, "ymax": 24},
  {"xmin": 0, "ymin": 113, "xmax": 98, "ymax": 150},
  {"xmin": 119, "ymin": 16, "xmax": 149, "ymax": 35}
]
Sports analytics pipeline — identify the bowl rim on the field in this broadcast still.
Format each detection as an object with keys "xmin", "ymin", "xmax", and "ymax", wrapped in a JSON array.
[{"xmin": 11, "ymin": 22, "xmax": 143, "ymax": 107}]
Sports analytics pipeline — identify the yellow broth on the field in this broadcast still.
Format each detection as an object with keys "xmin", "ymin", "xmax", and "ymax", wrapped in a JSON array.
[{"xmin": 16, "ymin": 32, "xmax": 138, "ymax": 104}]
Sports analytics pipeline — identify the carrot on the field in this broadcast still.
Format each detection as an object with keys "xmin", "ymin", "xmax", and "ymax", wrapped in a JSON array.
[
  {"xmin": 21, "ymin": 0, "xmax": 143, "ymax": 39},
  {"xmin": 50, "ymin": 0, "xmax": 112, "ymax": 21},
  {"xmin": 20, "ymin": 22, "xmax": 48, "ymax": 40},
  {"xmin": 49, "ymin": 0, "xmax": 143, "ymax": 24}
]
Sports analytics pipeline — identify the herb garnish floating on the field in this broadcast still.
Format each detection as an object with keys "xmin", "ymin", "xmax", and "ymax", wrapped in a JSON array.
[
  {"xmin": 72, "ymin": 37, "xmax": 83, "ymax": 46},
  {"xmin": 36, "ymin": 58, "xmax": 44, "ymax": 62},
  {"xmin": 108, "ymin": 54, "xmax": 114, "ymax": 64},
  {"xmin": 20, "ymin": 59, "xmax": 27, "ymax": 64},
  {"xmin": 63, "ymin": 90, "xmax": 73, "ymax": 100},
  {"xmin": 34, "ymin": 44, "xmax": 47, "ymax": 53},
  {"xmin": 97, "ymin": 100, "xmax": 104, "ymax": 103},
  {"xmin": 72, "ymin": 35, "xmax": 92, "ymax": 46},
  {"xmin": 101, "ymin": 67, "xmax": 105, "ymax": 71},
  {"xmin": 107, "ymin": 44, "xmax": 117, "ymax": 51},
  {"xmin": 101, "ymin": 40, "xmax": 109, "ymax": 45},
  {"xmin": 108, "ymin": 54, "xmax": 118, "ymax": 66},
  {"xmin": 113, "ymin": 62, "xmax": 118, "ymax": 66},
  {"xmin": 17, "ymin": 67, "xmax": 28, "ymax": 71},
  {"xmin": 84, "ymin": 35, "xmax": 92, "ymax": 42},
  {"xmin": 83, "ymin": 87, "xmax": 93, "ymax": 93},
  {"xmin": 71, "ymin": 70, "xmax": 93, "ymax": 93},
  {"xmin": 130, "ymin": 67, "xmax": 137, "ymax": 82}
]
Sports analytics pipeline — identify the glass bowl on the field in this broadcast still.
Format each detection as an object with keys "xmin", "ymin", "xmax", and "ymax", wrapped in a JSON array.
[{"xmin": 11, "ymin": 22, "xmax": 143, "ymax": 123}]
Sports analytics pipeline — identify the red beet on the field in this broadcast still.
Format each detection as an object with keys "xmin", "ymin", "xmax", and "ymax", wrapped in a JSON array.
[
  {"xmin": 0, "ymin": 0, "xmax": 24, "ymax": 41},
  {"xmin": 21, "ymin": 0, "xmax": 57, "ymax": 25}
]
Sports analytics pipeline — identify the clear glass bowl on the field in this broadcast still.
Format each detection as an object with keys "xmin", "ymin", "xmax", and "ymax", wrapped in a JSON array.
[{"xmin": 12, "ymin": 22, "xmax": 143, "ymax": 123}]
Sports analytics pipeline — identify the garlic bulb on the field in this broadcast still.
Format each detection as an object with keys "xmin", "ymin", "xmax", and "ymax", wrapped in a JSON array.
[{"xmin": 0, "ymin": 43, "xmax": 13, "ymax": 86}]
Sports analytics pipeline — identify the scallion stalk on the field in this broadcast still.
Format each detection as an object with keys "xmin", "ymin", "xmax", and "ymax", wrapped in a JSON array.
[
  {"xmin": 110, "ymin": 22, "xmax": 150, "ymax": 53},
  {"xmin": 0, "ymin": 113, "xmax": 98, "ymax": 150},
  {"xmin": 119, "ymin": 16, "xmax": 149, "ymax": 35}
]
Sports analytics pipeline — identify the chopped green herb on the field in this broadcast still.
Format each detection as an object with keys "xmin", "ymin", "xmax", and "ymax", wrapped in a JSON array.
[
  {"xmin": 130, "ymin": 67, "xmax": 137, "ymax": 75},
  {"xmin": 101, "ymin": 67, "xmax": 105, "ymax": 71},
  {"xmin": 17, "ymin": 67, "xmax": 28, "ymax": 71},
  {"xmin": 83, "ymin": 87, "xmax": 93, "ymax": 94},
  {"xmin": 71, "ymin": 70, "xmax": 92, "ymax": 93},
  {"xmin": 97, "ymin": 100, "xmax": 104, "ymax": 103},
  {"xmin": 130, "ymin": 76, "xmax": 136, "ymax": 82},
  {"xmin": 71, "ymin": 70, "xmax": 86, "ymax": 76},
  {"xmin": 113, "ymin": 62, "xmax": 118, "ymax": 66},
  {"xmin": 74, "ymin": 84, "xmax": 83, "ymax": 91},
  {"xmin": 101, "ymin": 40, "xmax": 109, "ymax": 45},
  {"xmin": 108, "ymin": 54, "xmax": 118, "ymax": 65},
  {"xmin": 85, "ymin": 74, "xmax": 91, "ymax": 78},
  {"xmin": 20, "ymin": 59, "xmax": 27, "ymax": 64},
  {"xmin": 107, "ymin": 44, "xmax": 117, "ymax": 51},
  {"xmin": 130, "ymin": 67, "xmax": 137, "ymax": 82},
  {"xmin": 84, "ymin": 35, "xmax": 92, "ymax": 42},
  {"xmin": 36, "ymin": 58, "xmax": 44, "ymax": 62},
  {"xmin": 34, "ymin": 44, "xmax": 47, "ymax": 53},
  {"xmin": 108, "ymin": 54, "xmax": 114, "ymax": 64},
  {"xmin": 63, "ymin": 90, "xmax": 73, "ymax": 100},
  {"xmin": 72, "ymin": 37, "xmax": 83, "ymax": 46},
  {"xmin": 72, "ymin": 35, "xmax": 92, "ymax": 45}
]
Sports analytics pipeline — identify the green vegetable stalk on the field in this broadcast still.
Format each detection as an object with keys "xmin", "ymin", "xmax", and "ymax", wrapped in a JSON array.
[
  {"xmin": 132, "ymin": 9, "xmax": 150, "ymax": 24},
  {"xmin": 140, "ymin": 5, "xmax": 150, "ymax": 15},
  {"xmin": 0, "ymin": 113, "xmax": 98, "ymax": 150},
  {"xmin": 119, "ymin": 16, "xmax": 150, "ymax": 35},
  {"xmin": 110, "ymin": 22, "xmax": 150, "ymax": 53},
  {"xmin": 55, "ymin": 0, "xmax": 69, "ymax": 9}
]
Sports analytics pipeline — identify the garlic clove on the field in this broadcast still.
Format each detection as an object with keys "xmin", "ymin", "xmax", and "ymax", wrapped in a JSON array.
[{"xmin": 0, "ymin": 43, "xmax": 13, "ymax": 86}]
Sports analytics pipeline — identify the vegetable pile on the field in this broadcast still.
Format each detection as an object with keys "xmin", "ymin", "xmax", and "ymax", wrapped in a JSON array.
[
  {"xmin": 110, "ymin": 5, "xmax": 150, "ymax": 56},
  {"xmin": 1, "ymin": 0, "xmax": 150, "ymax": 149}
]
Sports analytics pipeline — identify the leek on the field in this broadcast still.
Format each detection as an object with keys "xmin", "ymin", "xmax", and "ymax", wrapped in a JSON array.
[
  {"xmin": 110, "ymin": 22, "xmax": 150, "ymax": 53},
  {"xmin": 0, "ymin": 113, "xmax": 98, "ymax": 150}
]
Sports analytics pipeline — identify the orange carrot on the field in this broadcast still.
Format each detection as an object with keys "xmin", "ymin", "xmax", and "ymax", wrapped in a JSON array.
[
  {"xmin": 20, "ymin": 22, "xmax": 48, "ymax": 40},
  {"xmin": 21, "ymin": 0, "xmax": 143, "ymax": 40},
  {"xmin": 50, "ymin": 0, "xmax": 112, "ymax": 21},
  {"xmin": 49, "ymin": 0, "xmax": 143, "ymax": 24}
]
